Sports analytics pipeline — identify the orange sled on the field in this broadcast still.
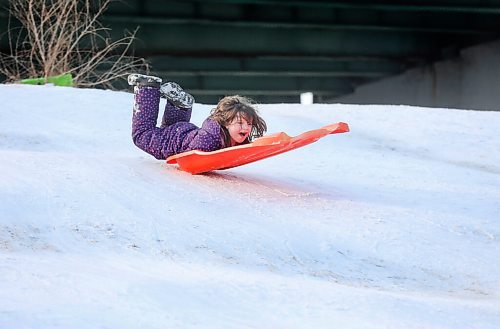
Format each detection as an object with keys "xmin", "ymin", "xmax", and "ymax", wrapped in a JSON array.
[{"xmin": 166, "ymin": 122, "xmax": 349, "ymax": 174}]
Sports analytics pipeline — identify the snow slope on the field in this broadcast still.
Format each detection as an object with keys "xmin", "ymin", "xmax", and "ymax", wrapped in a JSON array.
[{"xmin": 1, "ymin": 84, "xmax": 499, "ymax": 328}]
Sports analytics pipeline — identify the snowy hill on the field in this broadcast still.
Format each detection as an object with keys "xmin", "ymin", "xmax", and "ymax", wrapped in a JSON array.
[{"xmin": 0, "ymin": 84, "xmax": 499, "ymax": 328}]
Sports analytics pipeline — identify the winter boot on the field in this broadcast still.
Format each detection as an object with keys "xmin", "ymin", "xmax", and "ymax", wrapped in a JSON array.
[
  {"xmin": 160, "ymin": 82, "xmax": 195, "ymax": 109},
  {"xmin": 128, "ymin": 74, "xmax": 162, "ymax": 88}
]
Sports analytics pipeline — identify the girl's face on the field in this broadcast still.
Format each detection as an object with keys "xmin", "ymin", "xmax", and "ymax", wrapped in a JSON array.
[{"xmin": 225, "ymin": 114, "xmax": 253, "ymax": 146}]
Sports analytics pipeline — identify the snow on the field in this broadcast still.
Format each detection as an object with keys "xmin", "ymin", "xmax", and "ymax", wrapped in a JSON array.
[{"xmin": 0, "ymin": 83, "xmax": 499, "ymax": 328}]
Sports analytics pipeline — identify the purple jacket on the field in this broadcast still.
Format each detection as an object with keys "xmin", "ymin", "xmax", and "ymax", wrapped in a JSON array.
[{"xmin": 131, "ymin": 86, "xmax": 223, "ymax": 159}]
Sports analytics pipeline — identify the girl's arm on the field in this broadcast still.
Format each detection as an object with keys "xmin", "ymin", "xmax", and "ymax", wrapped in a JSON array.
[{"xmin": 182, "ymin": 119, "xmax": 224, "ymax": 153}]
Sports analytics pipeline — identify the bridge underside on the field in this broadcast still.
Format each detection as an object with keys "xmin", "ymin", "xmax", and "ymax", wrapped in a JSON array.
[{"xmin": 2, "ymin": 0, "xmax": 500, "ymax": 103}]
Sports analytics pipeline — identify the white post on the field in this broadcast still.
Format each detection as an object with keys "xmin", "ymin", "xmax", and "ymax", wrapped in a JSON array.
[{"xmin": 300, "ymin": 92, "xmax": 314, "ymax": 105}]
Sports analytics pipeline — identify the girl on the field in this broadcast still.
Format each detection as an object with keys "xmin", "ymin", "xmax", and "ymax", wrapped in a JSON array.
[{"xmin": 129, "ymin": 74, "xmax": 267, "ymax": 160}]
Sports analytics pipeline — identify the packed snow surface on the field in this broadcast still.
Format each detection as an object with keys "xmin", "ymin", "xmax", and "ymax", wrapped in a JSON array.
[{"xmin": 1, "ymin": 84, "xmax": 499, "ymax": 328}]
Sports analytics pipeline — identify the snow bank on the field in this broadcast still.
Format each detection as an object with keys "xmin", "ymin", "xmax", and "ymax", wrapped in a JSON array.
[{"xmin": 1, "ymin": 84, "xmax": 499, "ymax": 328}]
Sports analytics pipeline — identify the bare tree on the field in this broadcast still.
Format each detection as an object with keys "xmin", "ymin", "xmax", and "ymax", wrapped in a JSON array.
[{"xmin": 0, "ymin": 0, "xmax": 149, "ymax": 89}]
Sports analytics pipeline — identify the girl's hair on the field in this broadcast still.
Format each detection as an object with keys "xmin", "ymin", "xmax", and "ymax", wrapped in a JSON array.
[{"xmin": 209, "ymin": 95, "xmax": 267, "ymax": 147}]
